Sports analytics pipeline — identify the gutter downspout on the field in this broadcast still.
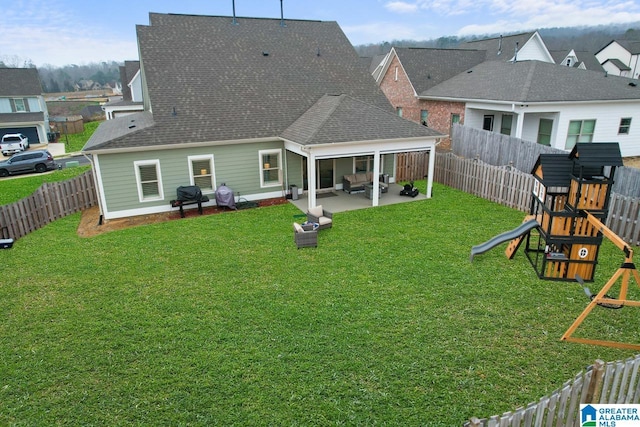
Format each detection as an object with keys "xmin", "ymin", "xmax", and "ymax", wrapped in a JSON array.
[{"xmin": 83, "ymin": 153, "xmax": 104, "ymax": 225}]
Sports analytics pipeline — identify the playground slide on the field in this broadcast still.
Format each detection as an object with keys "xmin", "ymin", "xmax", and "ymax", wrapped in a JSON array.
[{"xmin": 470, "ymin": 219, "xmax": 539, "ymax": 261}]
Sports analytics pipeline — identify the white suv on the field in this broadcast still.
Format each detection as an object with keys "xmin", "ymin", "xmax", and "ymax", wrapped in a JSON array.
[{"xmin": 1, "ymin": 133, "xmax": 29, "ymax": 156}]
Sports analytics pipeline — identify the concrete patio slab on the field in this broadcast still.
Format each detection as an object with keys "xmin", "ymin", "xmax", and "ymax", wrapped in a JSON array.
[{"xmin": 288, "ymin": 183, "xmax": 428, "ymax": 214}]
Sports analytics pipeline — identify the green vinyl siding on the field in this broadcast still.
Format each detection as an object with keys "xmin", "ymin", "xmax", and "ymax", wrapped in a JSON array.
[{"xmin": 97, "ymin": 140, "xmax": 285, "ymax": 214}]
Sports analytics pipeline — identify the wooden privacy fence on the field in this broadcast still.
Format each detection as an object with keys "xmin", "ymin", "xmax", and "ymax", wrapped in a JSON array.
[
  {"xmin": 464, "ymin": 354, "xmax": 640, "ymax": 427},
  {"xmin": 396, "ymin": 151, "xmax": 431, "ymax": 182},
  {"xmin": 0, "ymin": 170, "xmax": 97, "ymax": 241},
  {"xmin": 450, "ymin": 124, "xmax": 640, "ymax": 198},
  {"xmin": 434, "ymin": 152, "xmax": 640, "ymax": 246},
  {"xmin": 435, "ymin": 152, "xmax": 533, "ymax": 211}
]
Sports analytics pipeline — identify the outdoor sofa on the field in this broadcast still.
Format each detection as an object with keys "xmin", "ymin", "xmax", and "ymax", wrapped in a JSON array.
[{"xmin": 342, "ymin": 172, "xmax": 389, "ymax": 194}]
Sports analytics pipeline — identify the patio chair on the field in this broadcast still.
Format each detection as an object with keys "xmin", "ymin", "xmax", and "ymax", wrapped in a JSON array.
[
  {"xmin": 306, "ymin": 205, "xmax": 333, "ymax": 230},
  {"xmin": 293, "ymin": 222, "xmax": 317, "ymax": 248}
]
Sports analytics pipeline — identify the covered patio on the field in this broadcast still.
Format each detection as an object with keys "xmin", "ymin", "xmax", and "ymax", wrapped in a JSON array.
[{"xmin": 288, "ymin": 183, "xmax": 425, "ymax": 214}]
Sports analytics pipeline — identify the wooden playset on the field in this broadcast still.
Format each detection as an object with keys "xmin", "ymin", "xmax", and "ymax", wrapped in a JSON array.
[
  {"xmin": 521, "ymin": 143, "xmax": 623, "ymax": 282},
  {"xmin": 472, "ymin": 142, "xmax": 640, "ymax": 350}
]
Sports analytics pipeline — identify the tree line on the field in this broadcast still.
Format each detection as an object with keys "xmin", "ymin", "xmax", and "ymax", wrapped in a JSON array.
[
  {"xmin": 0, "ymin": 55, "xmax": 121, "ymax": 93},
  {"xmin": 354, "ymin": 23, "xmax": 640, "ymax": 57},
  {"xmin": 1, "ymin": 22, "xmax": 639, "ymax": 93}
]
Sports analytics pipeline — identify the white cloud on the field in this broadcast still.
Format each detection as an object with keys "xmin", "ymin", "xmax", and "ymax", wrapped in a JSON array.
[
  {"xmin": 384, "ymin": 1, "xmax": 420, "ymax": 13},
  {"xmin": 456, "ymin": 0, "xmax": 640, "ymax": 36},
  {"xmin": 0, "ymin": 0, "xmax": 138, "ymax": 66}
]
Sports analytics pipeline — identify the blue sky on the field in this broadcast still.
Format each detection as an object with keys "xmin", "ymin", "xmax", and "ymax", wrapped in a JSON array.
[{"xmin": 2, "ymin": 0, "xmax": 640, "ymax": 67}]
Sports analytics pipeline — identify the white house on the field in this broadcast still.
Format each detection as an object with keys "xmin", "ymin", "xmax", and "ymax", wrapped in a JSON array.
[
  {"xmin": 460, "ymin": 31, "xmax": 555, "ymax": 63},
  {"xmin": 0, "ymin": 68, "xmax": 50, "ymax": 144},
  {"xmin": 596, "ymin": 39, "xmax": 640, "ymax": 79},
  {"xmin": 102, "ymin": 61, "xmax": 144, "ymax": 120},
  {"xmin": 419, "ymin": 60, "xmax": 640, "ymax": 157}
]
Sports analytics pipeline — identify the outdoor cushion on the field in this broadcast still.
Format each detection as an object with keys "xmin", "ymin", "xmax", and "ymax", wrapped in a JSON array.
[
  {"xmin": 308, "ymin": 205, "xmax": 324, "ymax": 218},
  {"xmin": 293, "ymin": 222, "xmax": 304, "ymax": 233}
]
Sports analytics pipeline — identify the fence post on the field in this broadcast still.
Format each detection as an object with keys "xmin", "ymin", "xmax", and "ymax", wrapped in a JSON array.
[
  {"xmin": 466, "ymin": 416, "xmax": 483, "ymax": 427},
  {"xmin": 585, "ymin": 359, "xmax": 605, "ymax": 404}
]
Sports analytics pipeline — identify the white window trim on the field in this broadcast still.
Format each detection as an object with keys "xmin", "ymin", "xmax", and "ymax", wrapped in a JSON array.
[
  {"xmin": 134, "ymin": 159, "xmax": 164, "ymax": 202},
  {"xmin": 259, "ymin": 149, "xmax": 282, "ymax": 188},
  {"xmin": 188, "ymin": 154, "xmax": 216, "ymax": 193},
  {"xmin": 13, "ymin": 98, "xmax": 26, "ymax": 112}
]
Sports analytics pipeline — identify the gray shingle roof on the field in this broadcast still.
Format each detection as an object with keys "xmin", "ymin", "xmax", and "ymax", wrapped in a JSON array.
[
  {"xmin": 83, "ymin": 112, "xmax": 155, "ymax": 150},
  {"xmin": 0, "ymin": 68, "xmax": 43, "ymax": 96},
  {"xmin": 0, "ymin": 112, "xmax": 44, "ymax": 123},
  {"xmin": 460, "ymin": 32, "xmax": 536, "ymax": 61},
  {"xmin": 569, "ymin": 142, "xmax": 623, "ymax": 167},
  {"xmin": 86, "ymin": 14, "xmax": 399, "ymax": 151},
  {"xmin": 420, "ymin": 60, "xmax": 640, "ymax": 103},
  {"xmin": 616, "ymin": 40, "xmax": 640, "ymax": 55},
  {"xmin": 281, "ymin": 94, "xmax": 443, "ymax": 145},
  {"xmin": 119, "ymin": 60, "xmax": 140, "ymax": 101},
  {"xmin": 549, "ymin": 50, "xmax": 604, "ymax": 72},
  {"xmin": 604, "ymin": 58, "xmax": 631, "ymax": 71},
  {"xmin": 532, "ymin": 154, "xmax": 573, "ymax": 188},
  {"xmin": 394, "ymin": 47, "xmax": 486, "ymax": 93}
]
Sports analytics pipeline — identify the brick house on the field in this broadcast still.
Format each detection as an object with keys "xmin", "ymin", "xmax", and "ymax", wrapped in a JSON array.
[{"xmin": 376, "ymin": 47, "xmax": 486, "ymax": 149}]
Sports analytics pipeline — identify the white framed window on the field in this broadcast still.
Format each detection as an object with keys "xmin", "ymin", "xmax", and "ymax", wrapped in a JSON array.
[
  {"xmin": 483, "ymin": 115, "xmax": 494, "ymax": 131},
  {"xmin": 259, "ymin": 149, "xmax": 282, "ymax": 187},
  {"xmin": 134, "ymin": 160, "xmax": 163, "ymax": 202},
  {"xmin": 13, "ymin": 98, "xmax": 26, "ymax": 112},
  {"xmin": 565, "ymin": 119, "xmax": 595, "ymax": 150},
  {"xmin": 500, "ymin": 115, "xmax": 513, "ymax": 135},
  {"xmin": 396, "ymin": 107, "xmax": 403, "ymax": 117},
  {"xmin": 618, "ymin": 118, "xmax": 632, "ymax": 135},
  {"xmin": 537, "ymin": 119, "xmax": 553, "ymax": 146},
  {"xmin": 188, "ymin": 154, "xmax": 215, "ymax": 192}
]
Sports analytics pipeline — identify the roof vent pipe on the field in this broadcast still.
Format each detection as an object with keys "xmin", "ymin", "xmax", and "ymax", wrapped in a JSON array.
[
  {"xmin": 280, "ymin": 0, "xmax": 286, "ymax": 27},
  {"xmin": 497, "ymin": 35, "xmax": 502, "ymax": 56},
  {"xmin": 231, "ymin": 0, "xmax": 238, "ymax": 25},
  {"xmin": 513, "ymin": 41, "xmax": 519, "ymax": 63}
]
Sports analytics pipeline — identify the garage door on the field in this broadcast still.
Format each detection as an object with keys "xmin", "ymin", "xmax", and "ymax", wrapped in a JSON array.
[{"xmin": 0, "ymin": 127, "xmax": 39, "ymax": 144}]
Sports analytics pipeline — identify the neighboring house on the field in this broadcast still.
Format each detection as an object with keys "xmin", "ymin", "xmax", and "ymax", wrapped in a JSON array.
[
  {"xmin": 549, "ymin": 49, "xmax": 604, "ymax": 72},
  {"xmin": 75, "ymin": 79, "xmax": 103, "ymax": 91},
  {"xmin": 459, "ymin": 31, "xmax": 555, "ymax": 63},
  {"xmin": 84, "ymin": 13, "xmax": 444, "ymax": 221},
  {"xmin": 417, "ymin": 60, "xmax": 640, "ymax": 157},
  {"xmin": 375, "ymin": 31, "xmax": 557, "ymax": 148},
  {"xmin": 375, "ymin": 47, "xmax": 487, "ymax": 146},
  {"xmin": 0, "ymin": 68, "xmax": 50, "ymax": 144},
  {"xmin": 595, "ymin": 39, "xmax": 640, "ymax": 79},
  {"xmin": 102, "ymin": 60, "xmax": 144, "ymax": 120},
  {"xmin": 376, "ymin": 30, "xmax": 640, "ymax": 157}
]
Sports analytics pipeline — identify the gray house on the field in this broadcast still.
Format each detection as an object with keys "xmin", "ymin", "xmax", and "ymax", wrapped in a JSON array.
[
  {"xmin": 84, "ymin": 13, "xmax": 444, "ymax": 220},
  {"xmin": 0, "ymin": 68, "xmax": 50, "ymax": 144}
]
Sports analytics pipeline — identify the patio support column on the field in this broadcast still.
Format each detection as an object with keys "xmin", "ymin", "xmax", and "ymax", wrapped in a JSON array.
[
  {"xmin": 307, "ymin": 153, "xmax": 317, "ymax": 210},
  {"xmin": 372, "ymin": 150, "xmax": 380, "ymax": 207},
  {"xmin": 426, "ymin": 146, "xmax": 435, "ymax": 198},
  {"xmin": 514, "ymin": 112, "xmax": 524, "ymax": 139}
]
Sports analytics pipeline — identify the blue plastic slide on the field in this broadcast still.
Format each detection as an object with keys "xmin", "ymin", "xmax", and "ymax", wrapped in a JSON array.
[{"xmin": 470, "ymin": 219, "xmax": 539, "ymax": 261}]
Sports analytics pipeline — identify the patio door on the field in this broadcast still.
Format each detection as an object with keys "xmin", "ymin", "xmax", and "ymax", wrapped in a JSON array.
[{"xmin": 317, "ymin": 159, "xmax": 334, "ymax": 190}]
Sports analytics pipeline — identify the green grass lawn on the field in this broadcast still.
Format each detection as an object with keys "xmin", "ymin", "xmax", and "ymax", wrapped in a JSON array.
[
  {"xmin": 1, "ymin": 182, "xmax": 637, "ymax": 425},
  {"xmin": 0, "ymin": 166, "xmax": 91, "ymax": 205},
  {"xmin": 58, "ymin": 120, "xmax": 101, "ymax": 153}
]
